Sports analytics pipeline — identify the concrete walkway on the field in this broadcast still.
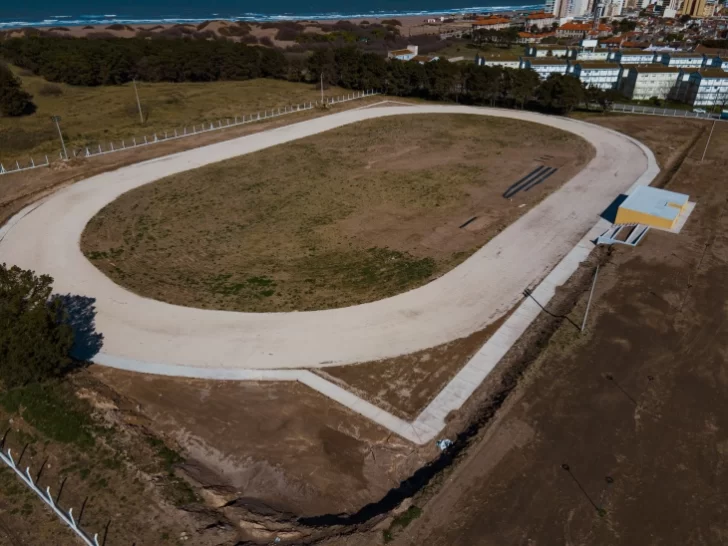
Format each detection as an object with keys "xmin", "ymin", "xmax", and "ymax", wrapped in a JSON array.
[{"xmin": 0, "ymin": 105, "xmax": 657, "ymax": 372}]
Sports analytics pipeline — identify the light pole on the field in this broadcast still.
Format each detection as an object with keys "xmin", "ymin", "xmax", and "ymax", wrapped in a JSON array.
[
  {"xmin": 320, "ymin": 72, "xmax": 324, "ymax": 103},
  {"xmin": 133, "ymin": 78, "xmax": 144, "ymax": 124},
  {"xmin": 51, "ymin": 116, "xmax": 68, "ymax": 160}
]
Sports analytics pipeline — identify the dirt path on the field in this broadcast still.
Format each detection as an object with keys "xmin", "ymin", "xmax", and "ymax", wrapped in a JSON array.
[{"xmin": 0, "ymin": 105, "xmax": 656, "ymax": 373}]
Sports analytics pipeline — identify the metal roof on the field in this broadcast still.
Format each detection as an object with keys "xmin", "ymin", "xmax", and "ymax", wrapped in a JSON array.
[{"xmin": 620, "ymin": 186, "xmax": 689, "ymax": 222}]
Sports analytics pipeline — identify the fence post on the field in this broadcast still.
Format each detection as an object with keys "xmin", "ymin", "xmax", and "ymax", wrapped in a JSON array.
[
  {"xmin": 31, "ymin": 158, "xmax": 35, "ymax": 167},
  {"xmin": 133, "ymin": 137, "xmax": 137, "ymax": 146},
  {"xmin": 45, "ymin": 155, "xmax": 49, "ymax": 165},
  {"xmin": 0, "ymin": 163, "xmax": 5, "ymax": 174},
  {"xmin": 110, "ymin": 142, "xmax": 114, "ymax": 151}
]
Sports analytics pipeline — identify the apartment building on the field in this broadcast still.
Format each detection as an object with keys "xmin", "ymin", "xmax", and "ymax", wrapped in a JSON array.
[
  {"xmin": 475, "ymin": 53, "xmax": 523, "ymax": 69},
  {"xmin": 575, "ymin": 49, "xmax": 611, "ymax": 61},
  {"xmin": 556, "ymin": 22, "xmax": 611, "ymax": 38},
  {"xmin": 682, "ymin": 69, "xmax": 728, "ymax": 106},
  {"xmin": 619, "ymin": 65, "xmax": 681, "ymax": 100},
  {"xmin": 570, "ymin": 62, "xmax": 623, "ymax": 89},
  {"xmin": 523, "ymin": 57, "xmax": 569, "ymax": 79},
  {"xmin": 525, "ymin": 45, "xmax": 572, "ymax": 57},
  {"xmin": 610, "ymin": 49, "xmax": 657, "ymax": 64},
  {"xmin": 661, "ymin": 51, "xmax": 706, "ymax": 67}
]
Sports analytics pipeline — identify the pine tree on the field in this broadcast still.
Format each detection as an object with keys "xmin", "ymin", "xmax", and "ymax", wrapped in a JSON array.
[{"xmin": 0, "ymin": 63, "xmax": 36, "ymax": 117}]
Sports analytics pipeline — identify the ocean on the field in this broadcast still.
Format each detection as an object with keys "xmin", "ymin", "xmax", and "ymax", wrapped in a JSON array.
[{"xmin": 0, "ymin": 0, "xmax": 542, "ymax": 29}]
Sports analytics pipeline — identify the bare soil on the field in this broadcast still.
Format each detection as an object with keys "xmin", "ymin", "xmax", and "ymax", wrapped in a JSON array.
[
  {"xmin": 377, "ymin": 118, "xmax": 728, "ymax": 546},
  {"xmin": 88, "ymin": 367, "xmax": 429, "ymax": 519},
  {"xmin": 321, "ymin": 308, "xmax": 516, "ymax": 420},
  {"xmin": 81, "ymin": 114, "xmax": 592, "ymax": 312}
]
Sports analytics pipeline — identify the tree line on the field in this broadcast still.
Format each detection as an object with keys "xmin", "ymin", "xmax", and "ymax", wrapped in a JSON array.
[{"xmin": 0, "ymin": 36, "xmax": 621, "ymax": 116}]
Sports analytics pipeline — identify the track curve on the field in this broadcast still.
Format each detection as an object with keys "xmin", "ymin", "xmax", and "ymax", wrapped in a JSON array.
[{"xmin": 0, "ymin": 105, "xmax": 658, "ymax": 372}]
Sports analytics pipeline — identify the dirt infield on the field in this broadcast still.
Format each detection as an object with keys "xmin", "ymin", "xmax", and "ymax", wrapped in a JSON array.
[{"xmin": 81, "ymin": 114, "xmax": 591, "ymax": 312}]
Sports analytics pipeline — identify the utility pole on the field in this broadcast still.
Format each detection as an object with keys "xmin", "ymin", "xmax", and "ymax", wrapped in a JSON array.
[
  {"xmin": 51, "ymin": 116, "xmax": 68, "ymax": 160},
  {"xmin": 320, "ymin": 72, "xmax": 324, "ymax": 103},
  {"xmin": 133, "ymin": 78, "xmax": 144, "ymax": 124}
]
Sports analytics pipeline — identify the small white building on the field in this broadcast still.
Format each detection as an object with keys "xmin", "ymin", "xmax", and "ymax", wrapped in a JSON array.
[
  {"xmin": 471, "ymin": 16, "xmax": 511, "ymax": 31},
  {"xmin": 571, "ymin": 62, "xmax": 622, "ymax": 89},
  {"xmin": 575, "ymin": 49, "xmax": 610, "ymax": 61},
  {"xmin": 525, "ymin": 11, "xmax": 556, "ymax": 30},
  {"xmin": 524, "ymin": 57, "xmax": 569, "ymax": 79},
  {"xmin": 682, "ymin": 69, "xmax": 728, "ymax": 106},
  {"xmin": 619, "ymin": 65, "xmax": 681, "ymax": 100},
  {"xmin": 611, "ymin": 49, "xmax": 657, "ymax": 64},
  {"xmin": 475, "ymin": 53, "xmax": 523, "ymax": 69},
  {"xmin": 388, "ymin": 45, "xmax": 419, "ymax": 61},
  {"xmin": 525, "ymin": 45, "xmax": 572, "ymax": 58},
  {"xmin": 661, "ymin": 52, "xmax": 706, "ymax": 68}
]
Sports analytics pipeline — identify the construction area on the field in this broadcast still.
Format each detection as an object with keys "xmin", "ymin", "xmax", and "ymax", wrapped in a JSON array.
[{"xmin": 0, "ymin": 97, "xmax": 722, "ymax": 546}]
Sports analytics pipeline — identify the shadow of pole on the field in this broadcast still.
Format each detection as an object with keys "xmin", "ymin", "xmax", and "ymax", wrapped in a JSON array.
[
  {"xmin": 78, "ymin": 496, "xmax": 89, "ymax": 526},
  {"xmin": 16, "ymin": 443, "xmax": 29, "ymax": 468},
  {"xmin": 56, "ymin": 476, "xmax": 68, "ymax": 505},
  {"xmin": 523, "ymin": 289, "xmax": 580, "ymax": 330},
  {"xmin": 35, "ymin": 456, "xmax": 49, "ymax": 483},
  {"xmin": 0, "ymin": 429, "xmax": 10, "ymax": 451},
  {"xmin": 102, "ymin": 519, "xmax": 111, "ymax": 546}
]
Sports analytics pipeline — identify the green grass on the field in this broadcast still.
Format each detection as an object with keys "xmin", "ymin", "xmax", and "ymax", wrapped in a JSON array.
[
  {"xmin": 383, "ymin": 506, "xmax": 423, "ymax": 542},
  {"xmin": 437, "ymin": 41, "xmax": 525, "ymax": 61},
  {"xmin": 0, "ymin": 382, "xmax": 97, "ymax": 447},
  {"xmin": 0, "ymin": 65, "xmax": 352, "ymax": 164}
]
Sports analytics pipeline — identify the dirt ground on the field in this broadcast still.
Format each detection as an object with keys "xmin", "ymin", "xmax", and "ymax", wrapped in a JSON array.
[
  {"xmin": 81, "ymin": 114, "xmax": 592, "ymax": 312},
  {"xmin": 321, "ymin": 309, "xmax": 515, "ymax": 420},
  {"xmin": 370, "ymin": 119, "xmax": 728, "ymax": 545},
  {"xmin": 89, "ymin": 367, "xmax": 429, "ymax": 519}
]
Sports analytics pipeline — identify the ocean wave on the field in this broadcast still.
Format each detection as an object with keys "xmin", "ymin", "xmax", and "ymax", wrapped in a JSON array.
[{"xmin": 0, "ymin": 4, "xmax": 543, "ymax": 30}]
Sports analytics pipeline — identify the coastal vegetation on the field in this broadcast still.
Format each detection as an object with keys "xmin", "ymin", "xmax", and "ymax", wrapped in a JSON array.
[
  {"xmin": 0, "ymin": 62, "xmax": 35, "ymax": 116},
  {"xmin": 0, "ymin": 36, "xmax": 615, "ymax": 116}
]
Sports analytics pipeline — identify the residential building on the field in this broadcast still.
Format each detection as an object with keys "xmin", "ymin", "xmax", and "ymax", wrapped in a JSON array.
[
  {"xmin": 388, "ymin": 45, "xmax": 419, "ymax": 61},
  {"xmin": 611, "ymin": 49, "xmax": 657, "ymax": 63},
  {"xmin": 516, "ymin": 31, "xmax": 557, "ymax": 43},
  {"xmin": 475, "ymin": 53, "xmax": 523, "ymax": 68},
  {"xmin": 523, "ymin": 57, "xmax": 569, "ymax": 78},
  {"xmin": 703, "ymin": 0, "xmax": 717, "ymax": 16},
  {"xmin": 412, "ymin": 55, "xmax": 440, "ymax": 64},
  {"xmin": 545, "ymin": 0, "xmax": 564, "ymax": 16},
  {"xmin": 472, "ymin": 16, "xmax": 512, "ymax": 30},
  {"xmin": 525, "ymin": 44, "xmax": 572, "ymax": 57},
  {"xmin": 603, "ymin": 0, "xmax": 625, "ymax": 16},
  {"xmin": 680, "ymin": 0, "xmax": 707, "ymax": 17},
  {"xmin": 556, "ymin": 22, "xmax": 612, "ymax": 38},
  {"xmin": 661, "ymin": 51, "xmax": 706, "ymax": 67},
  {"xmin": 526, "ymin": 11, "xmax": 557, "ymax": 28},
  {"xmin": 575, "ymin": 48, "xmax": 611, "ymax": 60},
  {"xmin": 570, "ymin": 61, "xmax": 622, "ymax": 88},
  {"xmin": 619, "ymin": 65, "xmax": 681, "ymax": 99},
  {"xmin": 682, "ymin": 69, "xmax": 728, "ymax": 106}
]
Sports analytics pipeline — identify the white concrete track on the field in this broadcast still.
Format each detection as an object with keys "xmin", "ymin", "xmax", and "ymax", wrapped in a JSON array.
[{"xmin": 0, "ymin": 105, "xmax": 657, "ymax": 373}]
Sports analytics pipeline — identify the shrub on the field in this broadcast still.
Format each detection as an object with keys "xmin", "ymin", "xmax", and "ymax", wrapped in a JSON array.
[
  {"xmin": 260, "ymin": 36, "xmax": 275, "ymax": 47},
  {"xmin": 83, "ymin": 25, "xmax": 95, "ymax": 29},
  {"xmin": 381, "ymin": 18, "xmax": 403, "ymax": 26},
  {"xmin": 0, "ymin": 63, "xmax": 36, "ymax": 116},
  {"xmin": 105, "ymin": 24, "xmax": 126, "ymax": 31},
  {"xmin": 38, "ymin": 83, "xmax": 63, "ymax": 96},
  {"xmin": 0, "ymin": 264, "xmax": 73, "ymax": 387},
  {"xmin": 276, "ymin": 27, "xmax": 300, "ymax": 41}
]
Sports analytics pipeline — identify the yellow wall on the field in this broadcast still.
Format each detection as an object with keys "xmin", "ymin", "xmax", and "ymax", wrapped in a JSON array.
[{"xmin": 615, "ymin": 208, "xmax": 676, "ymax": 230}]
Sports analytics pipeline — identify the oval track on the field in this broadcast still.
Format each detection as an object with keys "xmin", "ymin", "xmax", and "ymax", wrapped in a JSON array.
[{"xmin": 0, "ymin": 105, "xmax": 658, "ymax": 372}]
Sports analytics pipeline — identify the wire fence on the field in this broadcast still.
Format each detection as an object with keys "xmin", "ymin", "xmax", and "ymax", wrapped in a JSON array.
[
  {"xmin": 611, "ymin": 102, "xmax": 727, "ymax": 121},
  {"xmin": 0, "ymin": 444, "xmax": 101, "ymax": 546},
  {"xmin": 0, "ymin": 89, "xmax": 379, "ymax": 178}
]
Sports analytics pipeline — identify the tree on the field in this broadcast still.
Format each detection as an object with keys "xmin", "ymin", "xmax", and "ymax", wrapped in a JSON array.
[
  {"xmin": 537, "ymin": 73, "xmax": 585, "ymax": 113},
  {"xmin": 0, "ymin": 63, "xmax": 35, "ymax": 117},
  {"xmin": 0, "ymin": 264, "xmax": 73, "ymax": 387}
]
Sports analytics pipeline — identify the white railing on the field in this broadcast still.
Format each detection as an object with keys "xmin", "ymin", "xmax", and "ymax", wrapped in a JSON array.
[
  {"xmin": 0, "ymin": 445, "xmax": 101, "ymax": 545},
  {"xmin": 611, "ymin": 102, "xmax": 726, "ymax": 121},
  {"xmin": 0, "ymin": 89, "xmax": 379, "ymax": 177},
  {"xmin": 0, "ymin": 155, "xmax": 50, "ymax": 177}
]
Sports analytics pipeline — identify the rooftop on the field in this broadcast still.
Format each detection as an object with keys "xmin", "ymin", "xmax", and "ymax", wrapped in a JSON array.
[
  {"xmin": 575, "ymin": 62, "xmax": 621, "ymax": 69},
  {"xmin": 527, "ymin": 58, "xmax": 568, "ymax": 65},
  {"xmin": 630, "ymin": 65, "xmax": 681, "ymax": 73},
  {"xmin": 617, "ymin": 49, "xmax": 656, "ymax": 55},
  {"xmin": 620, "ymin": 186, "xmax": 689, "ymax": 223},
  {"xmin": 666, "ymin": 51, "xmax": 705, "ymax": 57},
  {"xmin": 389, "ymin": 49, "xmax": 414, "ymax": 56},
  {"xmin": 691, "ymin": 68, "xmax": 728, "ymax": 78},
  {"xmin": 481, "ymin": 53, "xmax": 521, "ymax": 60},
  {"xmin": 526, "ymin": 11, "xmax": 554, "ymax": 19},
  {"xmin": 473, "ymin": 17, "xmax": 511, "ymax": 25}
]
